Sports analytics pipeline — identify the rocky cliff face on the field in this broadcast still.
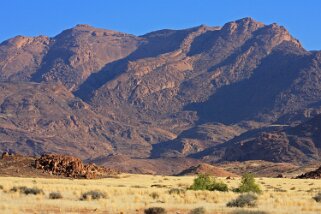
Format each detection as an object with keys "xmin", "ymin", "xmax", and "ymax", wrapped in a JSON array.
[
  {"xmin": 192, "ymin": 114, "xmax": 321, "ymax": 164},
  {"xmin": 0, "ymin": 18, "xmax": 321, "ymax": 165},
  {"xmin": 0, "ymin": 82, "xmax": 170, "ymax": 159}
]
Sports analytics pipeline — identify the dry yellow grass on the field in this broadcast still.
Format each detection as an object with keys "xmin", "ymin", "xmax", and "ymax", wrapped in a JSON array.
[{"xmin": 0, "ymin": 174, "xmax": 321, "ymax": 213}]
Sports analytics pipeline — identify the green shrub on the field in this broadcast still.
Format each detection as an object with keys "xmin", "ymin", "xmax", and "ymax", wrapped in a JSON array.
[
  {"xmin": 226, "ymin": 193, "xmax": 258, "ymax": 208},
  {"xmin": 144, "ymin": 207, "xmax": 166, "ymax": 214},
  {"xmin": 189, "ymin": 174, "xmax": 212, "ymax": 190},
  {"xmin": 49, "ymin": 192, "xmax": 63, "ymax": 199},
  {"xmin": 208, "ymin": 181, "xmax": 229, "ymax": 192},
  {"xmin": 80, "ymin": 190, "xmax": 106, "ymax": 200},
  {"xmin": 313, "ymin": 192, "xmax": 321, "ymax": 202},
  {"xmin": 189, "ymin": 174, "xmax": 228, "ymax": 192},
  {"xmin": 234, "ymin": 173, "xmax": 261, "ymax": 194},
  {"xmin": 189, "ymin": 207, "xmax": 206, "ymax": 214}
]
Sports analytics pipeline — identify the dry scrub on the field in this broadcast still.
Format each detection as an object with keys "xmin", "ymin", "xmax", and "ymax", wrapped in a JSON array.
[{"xmin": 0, "ymin": 175, "xmax": 321, "ymax": 213}]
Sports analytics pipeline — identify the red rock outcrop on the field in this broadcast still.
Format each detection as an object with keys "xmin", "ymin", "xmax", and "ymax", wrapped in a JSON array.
[{"xmin": 35, "ymin": 154, "xmax": 117, "ymax": 179}]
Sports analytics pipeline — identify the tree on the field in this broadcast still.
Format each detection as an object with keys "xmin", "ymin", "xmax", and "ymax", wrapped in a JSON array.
[{"xmin": 234, "ymin": 173, "xmax": 261, "ymax": 194}]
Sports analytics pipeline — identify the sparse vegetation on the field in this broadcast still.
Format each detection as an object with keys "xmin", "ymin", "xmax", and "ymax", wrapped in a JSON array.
[
  {"xmin": 0, "ymin": 175, "xmax": 321, "ymax": 213},
  {"xmin": 189, "ymin": 174, "xmax": 228, "ymax": 192},
  {"xmin": 10, "ymin": 186, "xmax": 24, "ymax": 192},
  {"xmin": 150, "ymin": 192, "xmax": 160, "ymax": 199},
  {"xmin": 234, "ymin": 173, "xmax": 261, "ymax": 194},
  {"xmin": 23, "ymin": 187, "xmax": 44, "ymax": 195},
  {"xmin": 49, "ymin": 192, "xmax": 63, "ymax": 199},
  {"xmin": 189, "ymin": 207, "xmax": 206, "ymax": 214},
  {"xmin": 273, "ymin": 187, "xmax": 287, "ymax": 192},
  {"xmin": 168, "ymin": 188, "xmax": 185, "ymax": 195},
  {"xmin": 313, "ymin": 192, "xmax": 321, "ymax": 202},
  {"xmin": 230, "ymin": 211, "xmax": 268, "ymax": 214},
  {"xmin": 80, "ymin": 190, "xmax": 106, "ymax": 200},
  {"xmin": 226, "ymin": 193, "xmax": 258, "ymax": 207},
  {"xmin": 144, "ymin": 207, "xmax": 166, "ymax": 214},
  {"xmin": 10, "ymin": 186, "xmax": 44, "ymax": 195}
]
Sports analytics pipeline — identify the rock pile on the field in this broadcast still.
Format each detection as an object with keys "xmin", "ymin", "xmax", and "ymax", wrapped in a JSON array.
[
  {"xmin": 35, "ymin": 154, "xmax": 116, "ymax": 179},
  {"xmin": 1, "ymin": 152, "xmax": 23, "ymax": 160},
  {"xmin": 296, "ymin": 166, "xmax": 321, "ymax": 179},
  {"xmin": 1, "ymin": 152, "xmax": 15, "ymax": 159}
]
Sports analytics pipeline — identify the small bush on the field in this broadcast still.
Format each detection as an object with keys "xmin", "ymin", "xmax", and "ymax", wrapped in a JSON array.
[
  {"xmin": 49, "ymin": 192, "xmax": 63, "ymax": 199},
  {"xmin": 10, "ymin": 186, "xmax": 43, "ymax": 195},
  {"xmin": 226, "ymin": 194, "xmax": 258, "ymax": 208},
  {"xmin": 131, "ymin": 185, "xmax": 145, "ymax": 188},
  {"xmin": 144, "ymin": 207, "xmax": 166, "ymax": 214},
  {"xmin": 234, "ymin": 173, "xmax": 261, "ymax": 194},
  {"xmin": 313, "ymin": 192, "xmax": 321, "ymax": 202},
  {"xmin": 81, "ymin": 190, "xmax": 106, "ymax": 200},
  {"xmin": 231, "ymin": 211, "xmax": 268, "ymax": 214},
  {"xmin": 208, "ymin": 181, "xmax": 229, "ymax": 192},
  {"xmin": 150, "ymin": 192, "xmax": 160, "ymax": 199},
  {"xmin": 151, "ymin": 184, "xmax": 167, "ymax": 188},
  {"xmin": 189, "ymin": 207, "xmax": 206, "ymax": 214},
  {"xmin": 168, "ymin": 188, "xmax": 185, "ymax": 195},
  {"xmin": 10, "ymin": 186, "xmax": 24, "ymax": 192},
  {"xmin": 189, "ymin": 174, "xmax": 212, "ymax": 190},
  {"xmin": 273, "ymin": 187, "xmax": 286, "ymax": 192},
  {"xmin": 23, "ymin": 187, "xmax": 43, "ymax": 195},
  {"xmin": 189, "ymin": 174, "xmax": 228, "ymax": 192}
]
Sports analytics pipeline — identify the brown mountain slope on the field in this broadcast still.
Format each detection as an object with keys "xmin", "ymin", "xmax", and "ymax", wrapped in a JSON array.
[
  {"xmin": 0, "ymin": 35, "xmax": 50, "ymax": 81},
  {"xmin": 90, "ymin": 154, "xmax": 202, "ymax": 175},
  {"xmin": 0, "ymin": 82, "xmax": 172, "ymax": 159},
  {"xmin": 176, "ymin": 163, "xmax": 237, "ymax": 177},
  {"xmin": 0, "ymin": 18, "xmax": 321, "ymax": 167},
  {"xmin": 85, "ymin": 18, "xmax": 303, "ymax": 128},
  {"xmin": 192, "ymin": 114, "xmax": 321, "ymax": 164}
]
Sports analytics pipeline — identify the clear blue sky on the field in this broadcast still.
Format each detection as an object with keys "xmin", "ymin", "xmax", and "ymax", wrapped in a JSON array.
[{"xmin": 0, "ymin": 0, "xmax": 320, "ymax": 50}]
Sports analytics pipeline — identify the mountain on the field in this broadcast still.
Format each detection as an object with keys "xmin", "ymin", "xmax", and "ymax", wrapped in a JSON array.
[
  {"xmin": 192, "ymin": 114, "xmax": 321, "ymax": 164},
  {"xmin": 0, "ymin": 17, "xmax": 321, "ymax": 169}
]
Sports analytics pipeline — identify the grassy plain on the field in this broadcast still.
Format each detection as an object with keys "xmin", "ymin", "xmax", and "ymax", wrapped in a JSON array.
[{"xmin": 0, "ymin": 174, "xmax": 321, "ymax": 213}]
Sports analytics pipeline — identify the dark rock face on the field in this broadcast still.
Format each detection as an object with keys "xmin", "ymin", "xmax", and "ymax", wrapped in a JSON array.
[
  {"xmin": 296, "ymin": 166, "xmax": 321, "ymax": 179},
  {"xmin": 0, "ymin": 18, "xmax": 321, "ymax": 166},
  {"xmin": 193, "ymin": 115, "xmax": 321, "ymax": 164}
]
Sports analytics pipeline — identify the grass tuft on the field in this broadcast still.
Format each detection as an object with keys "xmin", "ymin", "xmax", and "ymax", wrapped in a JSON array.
[
  {"xmin": 80, "ymin": 190, "xmax": 106, "ymax": 200},
  {"xmin": 144, "ymin": 207, "xmax": 166, "ymax": 214},
  {"xmin": 49, "ymin": 192, "xmax": 63, "ymax": 199},
  {"xmin": 226, "ymin": 193, "xmax": 258, "ymax": 208}
]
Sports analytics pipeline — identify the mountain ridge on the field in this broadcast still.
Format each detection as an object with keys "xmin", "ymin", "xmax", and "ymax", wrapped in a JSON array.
[{"xmin": 0, "ymin": 17, "xmax": 321, "ymax": 171}]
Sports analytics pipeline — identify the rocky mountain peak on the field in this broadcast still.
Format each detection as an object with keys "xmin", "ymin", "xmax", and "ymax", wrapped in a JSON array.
[
  {"xmin": 260, "ymin": 23, "xmax": 302, "ymax": 48},
  {"xmin": 221, "ymin": 17, "xmax": 265, "ymax": 34},
  {"xmin": 74, "ymin": 24, "xmax": 94, "ymax": 29}
]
